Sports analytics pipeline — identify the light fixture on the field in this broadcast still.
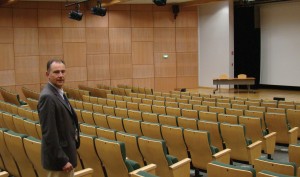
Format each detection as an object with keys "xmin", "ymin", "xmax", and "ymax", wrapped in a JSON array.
[
  {"xmin": 172, "ymin": 5, "xmax": 179, "ymax": 19},
  {"xmin": 153, "ymin": 0, "xmax": 167, "ymax": 6},
  {"xmin": 91, "ymin": 0, "xmax": 107, "ymax": 16},
  {"xmin": 65, "ymin": 1, "xmax": 85, "ymax": 21}
]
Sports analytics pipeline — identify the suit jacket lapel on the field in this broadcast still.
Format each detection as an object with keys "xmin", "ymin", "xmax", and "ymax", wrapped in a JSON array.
[{"xmin": 47, "ymin": 83, "xmax": 73, "ymax": 113}]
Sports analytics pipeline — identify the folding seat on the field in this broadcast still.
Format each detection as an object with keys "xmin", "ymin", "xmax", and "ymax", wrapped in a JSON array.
[
  {"xmin": 116, "ymin": 132, "xmax": 145, "ymax": 166},
  {"xmin": 181, "ymin": 109, "xmax": 198, "ymax": 119},
  {"xmin": 245, "ymin": 101, "xmax": 261, "ymax": 107},
  {"xmin": 123, "ymin": 118, "xmax": 143, "ymax": 136},
  {"xmin": 254, "ymin": 157, "xmax": 296, "ymax": 176},
  {"xmin": 23, "ymin": 119, "xmax": 40, "ymax": 139},
  {"xmin": 141, "ymin": 122, "xmax": 162, "ymax": 140},
  {"xmin": 189, "ymin": 99, "xmax": 202, "ymax": 105},
  {"xmin": 177, "ymin": 117, "xmax": 198, "ymax": 130},
  {"xmin": 74, "ymin": 109, "xmax": 84, "ymax": 123},
  {"xmin": 162, "ymin": 92, "xmax": 171, "ymax": 97},
  {"xmin": 216, "ymin": 102, "xmax": 231, "ymax": 108},
  {"xmin": 226, "ymin": 108, "xmax": 244, "ymax": 116},
  {"xmin": 81, "ymin": 110, "xmax": 95, "ymax": 125},
  {"xmin": 261, "ymin": 101, "xmax": 278, "ymax": 108},
  {"xmin": 125, "ymin": 89, "xmax": 132, "ymax": 97},
  {"xmin": 221, "ymin": 123, "xmax": 263, "ymax": 164},
  {"xmin": 153, "ymin": 92, "xmax": 162, "ymax": 96},
  {"xmin": 77, "ymin": 134, "xmax": 106, "ymax": 177},
  {"xmin": 218, "ymin": 113, "xmax": 238, "ymax": 124},
  {"xmin": 235, "ymin": 97, "xmax": 248, "ymax": 101},
  {"xmin": 265, "ymin": 112, "xmax": 298, "ymax": 144},
  {"xmin": 36, "ymin": 123, "xmax": 42, "ymax": 139},
  {"xmin": 128, "ymin": 110, "xmax": 143, "ymax": 121},
  {"xmin": 118, "ymin": 88, "xmax": 126, "ymax": 96},
  {"xmin": 257, "ymin": 170, "xmax": 297, "ymax": 177},
  {"xmin": 200, "ymin": 94, "xmax": 211, "ymax": 98},
  {"xmin": 145, "ymin": 94, "xmax": 155, "ymax": 100},
  {"xmin": 97, "ymin": 98, "xmax": 107, "ymax": 105},
  {"xmin": 165, "ymin": 101, "xmax": 179, "ymax": 108},
  {"xmin": 198, "ymin": 120, "xmax": 224, "ymax": 150},
  {"xmin": 12, "ymin": 115, "xmax": 27, "ymax": 134},
  {"xmin": 103, "ymin": 105, "xmax": 116, "ymax": 116},
  {"xmin": 231, "ymin": 99, "xmax": 245, "ymax": 105},
  {"xmin": 184, "ymin": 129, "xmax": 231, "ymax": 175},
  {"xmin": 165, "ymin": 97, "xmax": 176, "ymax": 102},
  {"xmin": 181, "ymin": 95, "xmax": 191, "ymax": 100},
  {"xmin": 82, "ymin": 95, "xmax": 90, "ymax": 102},
  {"xmin": 199, "ymin": 111, "xmax": 218, "ymax": 122},
  {"xmin": 32, "ymin": 111, "xmax": 39, "ymax": 121},
  {"xmin": 0, "ymin": 128, "xmax": 21, "ymax": 177},
  {"xmin": 249, "ymin": 105, "xmax": 267, "ymax": 112},
  {"xmin": 124, "ymin": 96, "xmax": 133, "ymax": 102},
  {"xmin": 239, "ymin": 116, "xmax": 276, "ymax": 158},
  {"xmin": 115, "ymin": 107, "xmax": 129, "ymax": 118},
  {"xmin": 138, "ymin": 88, "xmax": 146, "ymax": 94},
  {"xmin": 245, "ymin": 110, "xmax": 267, "ymax": 130},
  {"xmin": 191, "ymin": 96, "xmax": 203, "ymax": 101},
  {"xmin": 2, "ymin": 112, "xmax": 17, "ymax": 132},
  {"xmin": 193, "ymin": 105, "xmax": 208, "ymax": 111},
  {"xmin": 80, "ymin": 123, "xmax": 98, "ymax": 136},
  {"xmin": 142, "ymin": 112, "xmax": 159, "ymax": 123},
  {"xmin": 137, "ymin": 94, "xmax": 146, "ymax": 99},
  {"xmin": 267, "ymin": 107, "xmax": 286, "ymax": 113},
  {"xmin": 178, "ymin": 103, "xmax": 192, "ymax": 110},
  {"xmin": 155, "ymin": 96, "xmax": 165, "ymax": 101},
  {"xmin": 289, "ymin": 144, "xmax": 300, "ymax": 167},
  {"xmin": 26, "ymin": 98, "xmax": 38, "ymax": 111},
  {"xmin": 116, "ymin": 100, "xmax": 127, "ymax": 109},
  {"xmin": 204, "ymin": 98, "xmax": 216, "ymax": 103},
  {"xmin": 127, "ymin": 102, "xmax": 139, "ymax": 111},
  {"xmin": 152, "ymin": 105, "xmax": 166, "ymax": 115},
  {"xmin": 158, "ymin": 115, "xmax": 178, "ymax": 126},
  {"xmin": 93, "ymin": 113, "xmax": 109, "ymax": 128},
  {"xmin": 89, "ymin": 96, "xmax": 98, "ymax": 104},
  {"xmin": 202, "ymin": 101, "xmax": 216, "ymax": 107},
  {"xmin": 209, "ymin": 106, "xmax": 225, "ymax": 114},
  {"xmin": 139, "ymin": 103, "xmax": 153, "ymax": 113},
  {"xmin": 190, "ymin": 93, "xmax": 200, "ymax": 97},
  {"xmin": 176, "ymin": 98, "xmax": 188, "ymax": 104},
  {"xmin": 75, "ymin": 100, "xmax": 84, "ymax": 109},
  {"xmin": 107, "ymin": 115, "xmax": 125, "ymax": 132},
  {"xmin": 95, "ymin": 137, "xmax": 157, "ymax": 177},
  {"xmin": 248, "ymin": 98, "xmax": 262, "ymax": 102},
  {"xmin": 278, "ymin": 104, "xmax": 295, "ymax": 110},
  {"xmin": 4, "ymin": 131, "xmax": 36, "ymax": 177},
  {"xmin": 161, "ymin": 125, "xmax": 188, "ymax": 161},
  {"xmin": 287, "ymin": 109, "xmax": 300, "ymax": 138},
  {"xmin": 138, "ymin": 136, "xmax": 191, "ymax": 177},
  {"xmin": 96, "ymin": 127, "xmax": 117, "ymax": 140},
  {"xmin": 142, "ymin": 99, "xmax": 153, "ymax": 105},
  {"xmin": 180, "ymin": 92, "xmax": 190, "ymax": 96},
  {"xmin": 83, "ymin": 102, "xmax": 93, "ymax": 112},
  {"xmin": 207, "ymin": 161, "xmax": 256, "ymax": 177},
  {"xmin": 91, "ymin": 104, "xmax": 102, "ymax": 114},
  {"xmin": 231, "ymin": 103, "xmax": 248, "ymax": 110},
  {"xmin": 152, "ymin": 100, "xmax": 165, "ymax": 106},
  {"xmin": 166, "ymin": 107, "xmax": 181, "ymax": 117},
  {"xmin": 115, "ymin": 95, "xmax": 124, "ymax": 101},
  {"xmin": 0, "ymin": 111, "xmax": 7, "ymax": 128},
  {"xmin": 132, "ymin": 98, "xmax": 142, "ymax": 104},
  {"xmin": 145, "ymin": 88, "xmax": 153, "ymax": 95},
  {"xmin": 107, "ymin": 99, "xmax": 117, "ymax": 107},
  {"xmin": 216, "ymin": 98, "xmax": 230, "ymax": 103}
]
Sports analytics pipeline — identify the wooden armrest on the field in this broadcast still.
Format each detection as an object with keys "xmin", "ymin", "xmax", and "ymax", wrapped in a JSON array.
[
  {"xmin": 263, "ymin": 132, "xmax": 276, "ymax": 155},
  {"xmin": 169, "ymin": 158, "xmax": 191, "ymax": 170},
  {"xmin": 130, "ymin": 164, "xmax": 157, "ymax": 175},
  {"xmin": 289, "ymin": 127, "xmax": 298, "ymax": 144},
  {"xmin": 289, "ymin": 127, "xmax": 298, "ymax": 134},
  {"xmin": 213, "ymin": 148, "xmax": 231, "ymax": 164},
  {"xmin": 247, "ymin": 141, "xmax": 262, "ymax": 165},
  {"xmin": 263, "ymin": 132, "xmax": 276, "ymax": 139},
  {"xmin": 0, "ymin": 171, "xmax": 9, "ymax": 177},
  {"xmin": 74, "ymin": 168, "xmax": 94, "ymax": 177},
  {"xmin": 247, "ymin": 140, "xmax": 262, "ymax": 149}
]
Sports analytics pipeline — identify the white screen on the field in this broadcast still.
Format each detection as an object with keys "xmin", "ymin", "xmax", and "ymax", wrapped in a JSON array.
[{"xmin": 260, "ymin": 1, "xmax": 300, "ymax": 86}]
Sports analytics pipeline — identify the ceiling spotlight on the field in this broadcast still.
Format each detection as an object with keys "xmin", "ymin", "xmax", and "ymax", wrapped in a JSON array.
[
  {"xmin": 66, "ymin": 2, "xmax": 83, "ymax": 21},
  {"xmin": 153, "ymin": 0, "xmax": 167, "ymax": 6},
  {"xmin": 91, "ymin": 0, "xmax": 107, "ymax": 16}
]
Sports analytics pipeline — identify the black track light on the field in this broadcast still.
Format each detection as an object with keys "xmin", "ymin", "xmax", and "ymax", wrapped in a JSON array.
[
  {"xmin": 153, "ymin": 0, "xmax": 167, "ymax": 6},
  {"xmin": 91, "ymin": 6, "xmax": 107, "ymax": 16},
  {"xmin": 69, "ymin": 10, "xmax": 83, "ymax": 21}
]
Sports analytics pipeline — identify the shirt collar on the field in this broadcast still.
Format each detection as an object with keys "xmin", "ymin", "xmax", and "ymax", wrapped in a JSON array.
[{"xmin": 48, "ymin": 82, "xmax": 64, "ymax": 98}]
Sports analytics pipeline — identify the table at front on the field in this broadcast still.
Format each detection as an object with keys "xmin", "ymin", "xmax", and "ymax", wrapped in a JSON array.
[{"xmin": 213, "ymin": 78, "xmax": 255, "ymax": 94}]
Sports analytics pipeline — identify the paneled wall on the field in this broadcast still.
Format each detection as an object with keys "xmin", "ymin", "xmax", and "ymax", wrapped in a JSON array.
[{"xmin": 0, "ymin": 1, "xmax": 198, "ymax": 99}]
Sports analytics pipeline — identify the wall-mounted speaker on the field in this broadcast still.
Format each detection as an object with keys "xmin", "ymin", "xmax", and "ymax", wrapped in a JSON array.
[
  {"xmin": 153, "ymin": 0, "xmax": 167, "ymax": 6},
  {"xmin": 172, "ymin": 5, "xmax": 179, "ymax": 19}
]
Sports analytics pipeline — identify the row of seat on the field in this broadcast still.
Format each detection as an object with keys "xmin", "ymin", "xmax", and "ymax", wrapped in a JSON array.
[
  {"xmin": 0, "ymin": 100, "xmax": 39, "ymax": 121},
  {"xmin": 0, "ymin": 87, "xmax": 26, "ymax": 106}
]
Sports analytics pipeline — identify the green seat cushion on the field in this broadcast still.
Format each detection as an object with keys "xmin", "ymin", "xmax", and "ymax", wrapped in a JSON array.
[
  {"xmin": 260, "ymin": 170, "xmax": 295, "ymax": 177},
  {"xmin": 210, "ymin": 145, "xmax": 219, "ymax": 154},
  {"xmin": 211, "ymin": 161, "xmax": 256, "ymax": 177},
  {"xmin": 125, "ymin": 159, "xmax": 140, "ymax": 172},
  {"xmin": 166, "ymin": 155, "xmax": 178, "ymax": 165},
  {"xmin": 137, "ymin": 171, "xmax": 159, "ymax": 177},
  {"xmin": 258, "ymin": 157, "xmax": 297, "ymax": 176}
]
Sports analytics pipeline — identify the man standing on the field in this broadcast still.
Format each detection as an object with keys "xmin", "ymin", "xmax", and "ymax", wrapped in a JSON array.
[{"xmin": 38, "ymin": 59, "xmax": 80, "ymax": 177}]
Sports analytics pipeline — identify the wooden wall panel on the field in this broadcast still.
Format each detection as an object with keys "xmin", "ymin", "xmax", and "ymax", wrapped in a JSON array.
[
  {"xmin": 133, "ymin": 65, "xmax": 154, "ymax": 78},
  {"xmin": 66, "ymin": 67, "xmax": 87, "ymax": 82},
  {"xmin": 109, "ymin": 11, "xmax": 131, "ymax": 27},
  {"xmin": 154, "ymin": 28, "xmax": 175, "ymax": 52},
  {"xmin": 131, "ymin": 5, "xmax": 152, "ymax": 11},
  {"xmin": 0, "ymin": 44, "xmax": 14, "ymax": 70},
  {"xmin": 0, "ymin": 8, "xmax": 12, "ymax": 27},
  {"xmin": 87, "ymin": 80, "xmax": 111, "ymax": 87},
  {"xmin": 133, "ymin": 78, "xmax": 154, "ymax": 88},
  {"xmin": 13, "ymin": 9, "xmax": 37, "ymax": 27},
  {"xmin": 14, "ymin": 28, "xmax": 39, "ymax": 56},
  {"xmin": 39, "ymin": 28, "xmax": 63, "ymax": 55},
  {"xmin": 176, "ymin": 28, "xmax": 198, "ymax": 52},
  {"xmin": 12, "ymin": 1, "xmax": 38, "ymax": 9},
  {"xmin": 131, "ymin": 11, "xmax": 153, "ymax": 27},
  {"xmin": 15, "ymin": 56, "xmax": 40, "ymax": 85},
  {"xmin": 61, "ymin": 10, "xmax": 86, "ymax": 28},
  {"xmin": 63, "ymin": 28, "xmax": 86, "ymax": 42},
  {"xmin": 63, "ymin": 43, "xmax": 87, "ymax": 67},
  {"xmin": 86, "ymin": 28, "xmax": 109, "ymax": 54},
  {"xmin": 153, "ymin": 11, "xmax": 175, "ymax": 27},
  {"xmin": 38, "ymin": 9, "xmax": 62, "ymax": 27},
  {"xmin": 132, "ymin": 42, "xmax": 153, "ymax": 64},
  {"xmin": 0, "ymin": 70, "xmax": 15, "ymax": 86},
  {"xmin": 109, "ymin": 28, "xmax": 131, "ymax": 53},
  {"xmin": 152, "ymin": 4, "xmax": 172, "ymax": 11},
  {"xmin": 176, "ymin": 11, "xmax": 198, "ymax": 27},
  {"xmin": 110, "ymin": 54, "xmax": 132, "ymax": 79},
  {"xmin": 85, "ymin": 12, "xmax": 108, "ymax": 27},
  {"xmin": 155, "ymin": 77, "xmax": 177, "ymax": 92},
  {"xmin": 87, "ymin": 54, "xmax": 110, "ymax": 80},
  {"xmin": 39, "ymin": 55, "xmax": 63, "ymax": 83},
  {"xmin": 177, "ymin": 53, "xmax": 198, "ymax": 76},
  {"xmin": 108, "ymin": 4, "xmax": 130, "ymax": 11},
  {"xmin": 38, "ymin": 2, "xmax": 62, "ymax": 9},
  {"xmin": 110, "ymin": 79, "xmax": 133, "ymax": 87},
  {"xmin": 177, "ymin": 76, "xmax": 198, "ymax": 88},
  {"xmin": 0, "ymin": 28, "xmax": 13, "ymax": 43},
  {"xmin": 132, "ymin": 28, "xmax": 153, "ymax": 42},
  {"xmin": 154, "ymin": 52, "xmax": 176, "ymax": 77}
]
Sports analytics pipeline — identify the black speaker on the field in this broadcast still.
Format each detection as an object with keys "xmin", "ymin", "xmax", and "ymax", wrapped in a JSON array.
[
  {"xmin": 172, "ymin": 5, "xmax": 179, "ymax": 19},
  {"xmin": 153, "ymin": 0, "xmax": 167, "ymax": 6}
]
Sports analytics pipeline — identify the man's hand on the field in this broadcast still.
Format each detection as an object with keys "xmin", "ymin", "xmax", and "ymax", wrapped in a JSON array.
[{"xmin": 62, "ymin": 162, "xmax": 73, "ymax": 173}]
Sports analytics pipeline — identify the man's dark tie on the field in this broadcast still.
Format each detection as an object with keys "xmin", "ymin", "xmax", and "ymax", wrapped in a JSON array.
[{"xmin": 63, "ymin": 94, "xmax": 70, "ymax": 107}]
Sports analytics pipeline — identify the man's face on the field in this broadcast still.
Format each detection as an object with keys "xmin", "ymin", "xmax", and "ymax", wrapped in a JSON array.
[{"xmin": 46, "ymin": 62, "xmax": 66, "ymax": 89}]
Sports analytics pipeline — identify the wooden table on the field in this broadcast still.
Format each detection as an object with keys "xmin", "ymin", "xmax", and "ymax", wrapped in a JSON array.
[{"xmin": 213, "ymin": 78, "xmax": 255, "ymax": 94}]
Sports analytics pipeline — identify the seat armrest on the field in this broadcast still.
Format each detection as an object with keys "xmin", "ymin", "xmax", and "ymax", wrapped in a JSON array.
[
  {"xmin": 74, "ymin": 168, "xmax": 94, "ymax": 177},
  {"xmin": 170, "ymin": 158, "xmax": 191, "ymax": 177},
  {"xmin": 288, "ymin": 127, "xmax": 298, "ymax": 144},
  {"xmin": 213, "ymin": 148, "xmax": 231, "ymax": 164},
  {"xmin": 263, "ymin": 132, "xmax": 276, "ymax": 155},
  {"xmin": 0, "ymin": 171, "xmax": 9, "ymax": 177},
  {"xmin": 247, "ymin": 140, "xmax": 262, "ymax": 165},
  {"xmin": 130, "ymin": 164, "xmax": 157, "ymax": 177}
]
